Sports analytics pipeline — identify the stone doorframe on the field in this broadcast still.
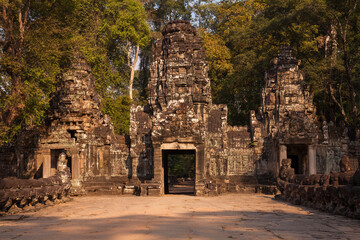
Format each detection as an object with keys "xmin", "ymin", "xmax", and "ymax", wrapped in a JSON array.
[
  {"xmin": 278, "ymin": 144, "xmax": 316, "ymax": 176},
  {"xmin": 41, "ymin": 146, "xmax": 80, "ymax": 180},
  {"xmin": 152, "ymin": 142, "xmax": 205, "ymax": 195}
]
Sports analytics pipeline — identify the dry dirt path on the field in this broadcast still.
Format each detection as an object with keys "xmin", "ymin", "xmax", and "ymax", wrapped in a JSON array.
[{"xmin": 1, "ymin": 194, "xmax": 359, "ymax": 240}]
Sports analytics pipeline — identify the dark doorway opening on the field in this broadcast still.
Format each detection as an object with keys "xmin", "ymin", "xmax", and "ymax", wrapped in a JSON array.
[
  {"xmin": 288, "ymin": 155, "xmax": 300, "ymax": 174},
  {"xmin": 163, "ymin": 150, "xmax": 196, "ymax": 195},
  {"xmin": 287, "ymin": 145, "xmax": 307, "ymax": 174}
]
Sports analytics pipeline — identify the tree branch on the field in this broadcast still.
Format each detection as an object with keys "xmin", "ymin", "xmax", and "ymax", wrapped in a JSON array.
[
  {"xmin": 328, "ymin": 84, "xmax": 349, "ymax": 125},
  {"xmin": 129, "ymin": 44, "xmax": 139, "ymax": 100}
]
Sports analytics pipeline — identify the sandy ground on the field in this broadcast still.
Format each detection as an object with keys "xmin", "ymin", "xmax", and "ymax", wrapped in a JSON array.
[{"xmin": 1, "ymin": 194, "xmax": 360, "ymax": 240}]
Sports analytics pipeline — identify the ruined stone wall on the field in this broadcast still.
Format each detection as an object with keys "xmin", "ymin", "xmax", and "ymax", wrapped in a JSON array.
[
  {"xmin": 0, "ymin": 54, "xmax": 130, "ymax": 195},
  {"xmin": 0, "ymin": 174, "xmax": 71, "ymax": 213},
  {"xmin": 316, "ymin": 122, "xmax": 350, "ymax": 174},
  {"xmin": 226, "ymin": 126, "xmax": 254, "ymax": 176}
]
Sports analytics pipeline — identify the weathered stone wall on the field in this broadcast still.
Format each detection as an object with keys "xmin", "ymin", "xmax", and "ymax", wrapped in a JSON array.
[
  {"xmin": 226, "ymin": 126, "xmax": 254, "ymax": 176},
  {"xmin": 205, "ymin": 104, "xmax": 228, "ymax": 177}
]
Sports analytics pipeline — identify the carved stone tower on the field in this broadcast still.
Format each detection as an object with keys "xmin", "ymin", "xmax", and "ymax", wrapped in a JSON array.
[
  {"xmin": 259, "ymin": 46, "xmax": 319, "ymax": 176},
  {"xmin": 130, "ymin": 20, "xmax": 260, "ymax": 196}
]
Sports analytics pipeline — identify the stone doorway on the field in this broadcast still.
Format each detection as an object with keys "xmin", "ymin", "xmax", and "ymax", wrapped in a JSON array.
[
  {"xmin": 162, "ymin": 150, "xmax": 196, "ymax": 195},
  {"xmin": 287, "ymin": 145, "xmax": 308, "ymax": 174}
]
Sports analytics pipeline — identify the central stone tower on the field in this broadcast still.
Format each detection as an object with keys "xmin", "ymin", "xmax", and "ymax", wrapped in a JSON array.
[
  {"xmin": 148, "ymin": 20, "xmax": 211, "ymax": 144},
  {"xmin": 130, "ymin": 20, "xmax": 260, "ymax": 196}
]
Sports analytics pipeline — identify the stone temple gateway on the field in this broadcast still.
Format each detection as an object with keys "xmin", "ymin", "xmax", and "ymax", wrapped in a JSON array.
[
  {"xmin": 0, "ymin": 20, "xmax": 359, "ymax": 196},
  {"xmin": 130, "ymin": 20, "xmax": 264, "ymax": 195}
]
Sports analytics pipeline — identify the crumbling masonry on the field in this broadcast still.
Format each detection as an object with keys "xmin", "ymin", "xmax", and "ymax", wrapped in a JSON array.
[{"xmin": 1, "ymin": 20, "xmax": 359, "ymax": 198}]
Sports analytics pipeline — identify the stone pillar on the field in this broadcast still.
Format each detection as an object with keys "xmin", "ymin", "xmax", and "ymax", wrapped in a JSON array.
[
  {"xmin": 308, "ymin": 145, "xmax": 316, "ymax": 175},
  {"xmin": 279, "ymin": 145, "xmax": 287, "ymax": 176},
  {"xmin": 71, "ymin": 148, "xmax": 80, "ymax": 180},
  {"xmin": 42, "ymin": 149, "xmax": 51, "ymax": 178},
  {"xmin": 279, "ymin": 145, "xmax": 287, "ymax": 164},
  {"xmin": 153, "ymin": 146, "xmax": 162, "ymax": 182},
  {"xmin": 195, "ymin": 145, "xmax": 205, "ymax": 196},
  {"xmin": 131, "ymin": 150, "xmax": 138, "ymax": 179}
]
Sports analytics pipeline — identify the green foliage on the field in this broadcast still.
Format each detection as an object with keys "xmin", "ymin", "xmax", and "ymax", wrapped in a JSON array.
[
  {"xmin": 168, "ymin": 154, "xmax": 195, "ymax": 178},
  {"xmin": 0, "ymin": 0, "xmax": 151, "ymax": 143},
  {"xmin": 1, "ymin": 0, "xmax": 360, "ymax": 143},
  {"xmin": 198, "ymin": 29, "xmax": 234, "ymax": 102},
  {"xmin": 102, "ymin": 95, "xmax": 132, "ymax": 134},
  {"xmin": 199, "ymin": 0, "xmax": 360, "ymax": 128},
  {"xmin": 0, "ymin": 0, "xmax": 75, "ymax": 143},
  {"xmin": 145, "ymin": 0, "xmax": 193, "ymax": 31},
  {"xmin": 74, "ymin": 0, "xmax": 150, "ymax": 134},
  {"xmin": 102, "ymin": 0, "xmax": 150, "ymax": 47}
]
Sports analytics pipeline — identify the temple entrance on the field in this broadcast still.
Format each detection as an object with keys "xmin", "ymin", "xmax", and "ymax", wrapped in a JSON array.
[
  {"xmin": 287, "ymin": 145, "xmax": 307, "ymax": 174},
  {"xmin": 162, "ymin": 150, "xmax": 196, "ymax": 195}
]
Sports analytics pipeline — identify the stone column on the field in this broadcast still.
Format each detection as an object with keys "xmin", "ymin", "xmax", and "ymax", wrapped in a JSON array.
[
  {"xmin": 70, "ymin": 148, "xmax": 80, "ymax": 180},
  {"xmin": 42, "ymin": 149, "xmax": 51, "ymax": 178},
  {"xmin": 308, "ymin": 145, "xmax": 316, "ymax": 175},
  {"xmin": 153, "ymin": 145, "xmax": 162, "ymax": 182},
  {"xmin": 195, "ymin": 145, "xmax": 205, "ymax": 196},
  {"xmin": 278, "ymin": 145, "xmax": 287, "ymax": 176},
  {"xmin": 279, "ymin": 145, "xmax": 287, "ymax": 164}
]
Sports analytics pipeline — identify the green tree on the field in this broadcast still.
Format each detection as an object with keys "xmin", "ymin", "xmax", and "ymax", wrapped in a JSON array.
[
  {"xmin": 0, "ymin": 0, "xmax": 151, "ymax": 142},
  {"xmin": 73, "ymin": 0, "xmax": 150, "ymax": 134},
  {"xmin": 0, "ymin": 0, "xmax": 75, "ymax": 143},
  {"xmin": 101, "ymin": 0, "xmax": 150, "ymax": 100},
  {"xmin": 145, "ymin": 0, "xmax": 192, "ymax": 31}
]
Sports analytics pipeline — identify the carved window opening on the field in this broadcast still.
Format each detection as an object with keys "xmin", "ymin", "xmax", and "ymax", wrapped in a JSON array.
[{"xmin": 67, "ymin": 130, "xmax": 77, "ymax": 141}]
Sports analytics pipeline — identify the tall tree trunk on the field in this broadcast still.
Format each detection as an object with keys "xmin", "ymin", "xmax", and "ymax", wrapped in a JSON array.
[
  {"xmin": 340, "ymin": 0, "xmax": 358, "ymax": 127},
  {"xmin": 0, "ymin": 1, "xmax": 30, "ymax": 126},
  {"xmin": 325, "ymin": 23, "xmax": 350, "ymax": 124},
  {"xmin": 129, "ymin": 44, "xmax": 140, "ymax": 100}
]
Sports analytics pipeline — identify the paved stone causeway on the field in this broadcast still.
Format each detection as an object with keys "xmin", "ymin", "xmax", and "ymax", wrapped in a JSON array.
[{"xmin": 1, "ymin": 194, "xmax": 359, "ymax": 240}]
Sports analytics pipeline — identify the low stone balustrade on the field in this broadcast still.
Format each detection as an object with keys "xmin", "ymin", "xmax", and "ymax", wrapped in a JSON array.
[
  {"xmin": 276, "ymin": 157, "xmax": 360, "ymax": 219},
  {"xmin": 0, "ymin": 175, "xmax": 71, "ymax": 214}
]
